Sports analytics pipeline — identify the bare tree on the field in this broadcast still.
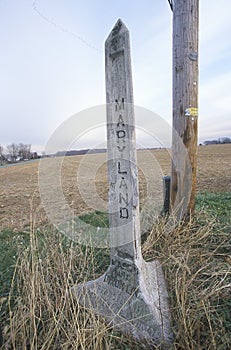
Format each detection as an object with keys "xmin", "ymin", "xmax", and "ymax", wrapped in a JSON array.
[
  {"xmin": 0, "ymin": 145, "xmax": 5, "ymax": 165},
  {"xmin": 18, "ymin": 143, "xmax": 24, "ymax": 160},
  {"xmin": 7, "ymin": 143, "xmax": 19, "ymax": 162},
  {"xmin": 25, "ymin": 144, "xmax": 31, "ymax": 159},
  {"xmin": 17, "ymin": 143, "xmax": 32, "ymax": 160},
  {"xmin": 220, "ymin": 137, "xmax": 231, "ymax": 144}
]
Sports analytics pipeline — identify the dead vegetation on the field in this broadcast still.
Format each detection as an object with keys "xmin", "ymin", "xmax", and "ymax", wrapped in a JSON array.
[{"xmin": 1, "ymin": 211, "xmax": 230, "ymax": 349}]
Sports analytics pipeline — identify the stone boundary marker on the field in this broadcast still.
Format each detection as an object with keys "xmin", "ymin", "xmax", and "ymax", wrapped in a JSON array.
[{"xmin": 72, "ymin": 19, "xmax": 173, "ymax": 347}]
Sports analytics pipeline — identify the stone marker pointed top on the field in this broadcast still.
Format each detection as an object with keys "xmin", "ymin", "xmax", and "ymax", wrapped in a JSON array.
[
  {"xmin": 72, "ymin": 20, "xmax": 173, "ymax": 347},
  {"xmin": 105, "ymin": 18, "xmax": 129, "ymax": 43}
]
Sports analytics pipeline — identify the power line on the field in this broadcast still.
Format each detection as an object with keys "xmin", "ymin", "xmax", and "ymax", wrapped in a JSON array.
[{"xmin": 32, "ymin": 2, "xmax": 102, "ymax": 53}]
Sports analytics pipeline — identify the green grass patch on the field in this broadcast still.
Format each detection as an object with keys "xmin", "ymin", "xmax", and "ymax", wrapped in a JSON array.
[
  {"xmin": 196, "ymin": 192, "xmax": 231, "ymax": 228},
  {"xmin": 79, "ymin": 210, "xmax": 109, "ymax": 228},
  {"xmin": 0, "ymin": 230, "xmax": 30, "ymax": 297}
]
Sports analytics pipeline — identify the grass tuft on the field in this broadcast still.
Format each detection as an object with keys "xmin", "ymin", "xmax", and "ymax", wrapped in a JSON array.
[{"xmin": 142, "ymin": 208, "xmax": 230, "ymax": 349}]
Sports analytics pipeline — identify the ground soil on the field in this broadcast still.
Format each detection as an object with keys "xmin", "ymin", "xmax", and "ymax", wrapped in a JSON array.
[{"xmin": 0, "ymin": 144, "xmax": 230, "ymax": 231}]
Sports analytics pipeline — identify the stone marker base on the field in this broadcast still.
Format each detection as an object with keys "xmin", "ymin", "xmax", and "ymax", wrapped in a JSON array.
[{"xmin": 72, "ymin": 259, "xmax": 173, "ymax": 347}]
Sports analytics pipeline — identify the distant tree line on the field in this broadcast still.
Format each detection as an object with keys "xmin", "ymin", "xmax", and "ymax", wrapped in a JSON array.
[
  {"xmin": 204, "ymin": 137, "xmax": 231, "ymax": 145},
  {"xmin": 55, "ymin": 148, "xmax": 106, "ymax": 157},
  {"xmin": 0, "ymin": 143, "xmax": 39, "ymax": 165}
]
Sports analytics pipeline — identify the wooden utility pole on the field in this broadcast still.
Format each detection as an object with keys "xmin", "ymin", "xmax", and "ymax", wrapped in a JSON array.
[{"xmin": 170, "ymin": 0, "xmax": 199, "ymax": 218}]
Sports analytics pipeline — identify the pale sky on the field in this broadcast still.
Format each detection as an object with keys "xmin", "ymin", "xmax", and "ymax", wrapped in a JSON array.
[{"xmin": 0, "ymin": 0, "xmax": 230, "ymax": 153}]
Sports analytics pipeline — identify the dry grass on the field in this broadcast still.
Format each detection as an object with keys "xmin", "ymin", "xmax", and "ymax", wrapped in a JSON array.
[
  {"xmin": 2, "ymin": 226, "xmax": 141, "ymax": 350},
  {"xmin": 142, "ymin": 214, "xmax": 230, "ymax": 349},
  {"xmin": 1, "ymin": 209, "xmax": 230, "ymax": 349}
]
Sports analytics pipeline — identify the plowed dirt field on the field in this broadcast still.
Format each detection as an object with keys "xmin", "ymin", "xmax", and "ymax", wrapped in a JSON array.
[{"xmin": 0, "ymin": 144, "xmax": 230, "ymax": 230}]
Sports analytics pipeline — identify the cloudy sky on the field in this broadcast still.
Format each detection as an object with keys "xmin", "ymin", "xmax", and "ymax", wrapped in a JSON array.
[{"xmin": 0, "ymin": 0, "xmax": 230, "ymax": 153}]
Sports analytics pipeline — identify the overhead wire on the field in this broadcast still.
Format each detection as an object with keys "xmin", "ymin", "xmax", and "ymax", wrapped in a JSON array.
[
  {"xmin": 168, "ymin": 0, "xmax": 174, "ymax": 11},
  {"xmin": 32, "ymin": 2, "xmax": 102, "ymax": 53}
]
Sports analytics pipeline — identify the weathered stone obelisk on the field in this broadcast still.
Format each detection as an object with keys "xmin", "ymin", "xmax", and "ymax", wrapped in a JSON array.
[{"xmin": 73, "ymin": 19, "xmax": 173, "ymax": 346}]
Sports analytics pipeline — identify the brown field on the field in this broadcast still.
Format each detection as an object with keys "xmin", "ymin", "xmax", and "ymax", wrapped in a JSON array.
[{"xmin": 0, "ymin": 144, "xmax": 230, "ymax": 231}]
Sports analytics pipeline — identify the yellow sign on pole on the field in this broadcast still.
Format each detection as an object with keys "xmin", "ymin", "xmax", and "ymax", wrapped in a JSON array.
[{"xmin": 185, "ymin": 107, "xmax": 198, "ymax": 117}]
